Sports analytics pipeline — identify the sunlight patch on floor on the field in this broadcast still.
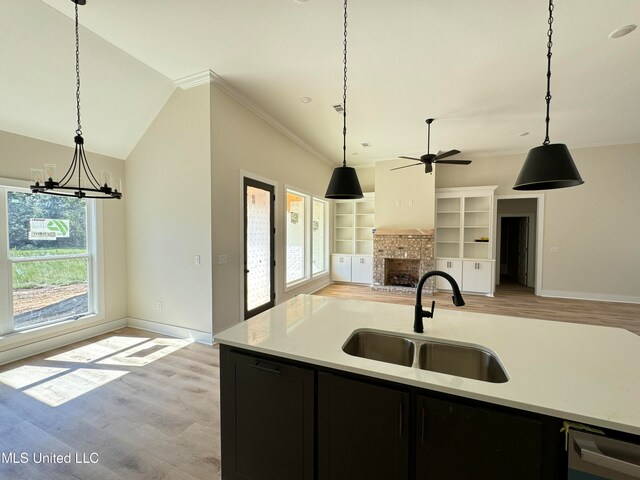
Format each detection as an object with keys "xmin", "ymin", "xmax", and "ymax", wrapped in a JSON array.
[
  {"xmin": 98, "ymin": 338, "xmax": 194, "ymax": 367},
  {"xmin": 0, "ymin": 365, "xmax": 69, "ymax": 389},
  {"xmin": 46, "ymin": 336, "xmax": 150, "ymax": 363},
  {"xmin": 23, "ymin": 368, "xmax": 129, "ymax": 407}
]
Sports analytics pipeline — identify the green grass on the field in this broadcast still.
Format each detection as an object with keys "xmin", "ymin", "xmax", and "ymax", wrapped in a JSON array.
[{"xmin": 11, "ymin": 249, "xmax": 88, "ymax": 290}]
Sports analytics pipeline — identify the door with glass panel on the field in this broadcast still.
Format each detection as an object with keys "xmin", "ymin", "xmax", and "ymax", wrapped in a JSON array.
[{"xmin": 244, "ymin": 178, "xmax": 275, "ymax": 320}]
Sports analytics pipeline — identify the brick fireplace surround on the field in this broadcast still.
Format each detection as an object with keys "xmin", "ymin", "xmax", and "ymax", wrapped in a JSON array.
[{"xmin": 372, "ymin": 228, "xmax": 435, "ymax": 294}]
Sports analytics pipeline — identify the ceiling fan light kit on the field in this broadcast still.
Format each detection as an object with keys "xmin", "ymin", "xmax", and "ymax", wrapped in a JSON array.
[
  {"xmin": 30, "ymin": 0, "xmax": 122, "ymax": 200},
  {"xmin": 325, "ymin": 0, "xmax": 363, "ymax": 200},
  {"xmin": 513, "ymin": 0, "xmax": 583, "ymax": 191}
]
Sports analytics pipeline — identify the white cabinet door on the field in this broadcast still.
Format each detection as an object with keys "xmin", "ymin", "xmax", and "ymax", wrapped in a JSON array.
[
  {"xmin": 351, "ymin": 256, "xmax": 373, "ymax": 284},
  {"xmin": 462, "ymin": 260, "xmax": 492, "ymax": 293},
  {"xmin": 331, "ymin": 255, "xmax": 352, "ymax": 282},
  {"xmin": 435, "ymin": 259, "xmax": 463, "ymax": 291}
]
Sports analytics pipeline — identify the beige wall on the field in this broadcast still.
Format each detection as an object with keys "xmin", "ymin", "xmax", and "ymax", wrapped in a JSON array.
[
  {"xmin": 355, "ymin": 165, "xmax": 375, "ymax": 193},
  {"xmin": 437, "ymin": 143, "xmax": 640, "ymax": 301},
  {"xmin": 374, "ymin": 159, "xmax": 436, "ymax": 229},
  {"xmin": 126, "ymin": 86, "xmax": 214, "ymax": 335},
  {"xmin": 211, "ymin": 85, "xmax": 334, "ymax": 334},
  {"xmin": 0, "ymin": 130, "xmax": 128, "ymax": 323}
]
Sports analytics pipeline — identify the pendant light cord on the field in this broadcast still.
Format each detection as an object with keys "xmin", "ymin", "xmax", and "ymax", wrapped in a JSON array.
[
  {"xmin": 543, "ymin": 0, "xmax": 554, "ymax": 145},
  {"xmin": 75, "ymin": 1, "xmax": 82, "ymax": 136},
  {"xmin": 342, "ymin": 0, "xmax": 348, "ymax": 167}
]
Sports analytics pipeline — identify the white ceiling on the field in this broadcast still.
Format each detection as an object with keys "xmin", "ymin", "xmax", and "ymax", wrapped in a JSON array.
[{"xmin": 4, "ymin": 0, "xmax": 640, "ymax": 164}]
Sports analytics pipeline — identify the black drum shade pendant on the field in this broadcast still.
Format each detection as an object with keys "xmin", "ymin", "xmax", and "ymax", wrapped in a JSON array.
[
  {"xmin": 514, "ymin": 0, "xmax": 583, "ymax": 191},
  {"xmin": 325, "ymin": 0, "xmax": 363, "ymax": 199}
]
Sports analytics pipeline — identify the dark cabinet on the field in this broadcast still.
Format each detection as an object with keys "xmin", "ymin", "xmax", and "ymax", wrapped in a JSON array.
[
  {"xmin": 416, "ymin": 395, "xmax": 543, "ymax": 479},
  {"xmin": 318, "ymin": 372, "xmax": 409, "ymax": 480},
  {"xmin": 220, "ymin": 349, "xmax": 314, "ymax": 480}
]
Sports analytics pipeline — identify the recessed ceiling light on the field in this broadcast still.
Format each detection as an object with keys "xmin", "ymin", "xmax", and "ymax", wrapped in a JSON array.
[
  {"xmin": 517, "ymin": 131, "xmax": 530, "ymax": 137},
  {"xmin": 361, "ymin": 142, "xmax": 372, "ymax": 148},
  {"xmin": 299, "ymin": 96, "xmax": 312, "ymax": 104},
  {"xmin": 608, "ymin": 24, "xmax": 637, "ymax": 39}
]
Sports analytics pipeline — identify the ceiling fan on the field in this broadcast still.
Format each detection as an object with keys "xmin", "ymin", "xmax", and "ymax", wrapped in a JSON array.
[{"xmin": 392, "ymin": 118, "xmax": 472, "ymax": 174}]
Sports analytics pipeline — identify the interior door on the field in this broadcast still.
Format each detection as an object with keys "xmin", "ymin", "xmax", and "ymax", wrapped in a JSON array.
[
  {"xmin": 517, "ymin": 217, "xmax": 529, "ymax": 286},
  {"xmin": 244, "ymin": 178, "xmax": 275, "ymax": 320}
]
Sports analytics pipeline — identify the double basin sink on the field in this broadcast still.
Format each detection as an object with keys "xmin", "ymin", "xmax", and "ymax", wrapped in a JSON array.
[{"xmin": 343, "ymin": 329, "xmax": 508, "ymax": 383}]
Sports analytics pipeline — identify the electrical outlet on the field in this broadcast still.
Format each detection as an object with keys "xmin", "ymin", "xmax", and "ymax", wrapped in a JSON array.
[
  {"xmin": 218, "ymin": 254, "xmax": 228, "ymax": 264},
  {"xmin": 195, "ymin": 255, "xmax": 201, "ymax": 265},
  {"xmin": 550, "ymin": 246, "xmax": 558, "ymax": 253},
  {"xmin": 156, "ymin": 301, "xmax": 162, "ymax": 311}
]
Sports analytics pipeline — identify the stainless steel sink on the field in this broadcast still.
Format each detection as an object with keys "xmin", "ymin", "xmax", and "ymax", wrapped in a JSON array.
[
  {"xmin": 418, "ymin": 342, "xmax": 508, "ymax": 383},
  {"xmin": 342, "ymin": 330, "xmax": 415, "ymax": 367},
  {"xmin": 342, "ymin": 329, "xmax": 508, "ymax": 383}
]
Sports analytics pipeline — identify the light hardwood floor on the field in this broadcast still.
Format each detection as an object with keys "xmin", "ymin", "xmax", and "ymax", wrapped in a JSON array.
[
  {"xmin": 0, "ymin": 327, "xmax": 221, "ymax": 480},
  {"xmin": 0, "ymin": 285, "xmax": 637, "ymax": 479},
  {"xmin": 314, "ymin": 279, "xmax": 640, "ymax": 336}
]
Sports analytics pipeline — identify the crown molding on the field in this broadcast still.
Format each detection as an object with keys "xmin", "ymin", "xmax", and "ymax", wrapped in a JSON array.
[{"xmin": 174, "ymin": 69, "xmax": 334, "ymax": 167}]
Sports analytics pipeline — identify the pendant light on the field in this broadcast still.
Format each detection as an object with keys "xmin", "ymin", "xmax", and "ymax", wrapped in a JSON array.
[
  {"xmin": 513, "ymin": 0, "xmax": 583, "ymax": 191},
  {"xmin": 325, "ymin": 0, "xmax": 363, "ymax": 199},
  {"xmin": 31, "ymin": 0, "xmax": 122, "ymax": 200}
]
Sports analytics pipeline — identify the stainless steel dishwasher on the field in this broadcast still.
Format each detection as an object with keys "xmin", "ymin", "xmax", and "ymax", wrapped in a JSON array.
[{"xmin": 569, "ymin": 430, "xmax": 640, "ymax": 480}]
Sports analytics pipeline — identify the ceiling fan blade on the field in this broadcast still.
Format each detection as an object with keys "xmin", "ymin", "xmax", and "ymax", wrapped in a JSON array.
[
  {"xmin": 433, "ymin": 160, "xmax": 472, "ymax": 165},
  {"xmin": 398, "ymin": 156, "xmax": 421, "ymax": 161},
  {"xmin": 425, "ymin": 163, "xmax": 433, "ymax": 174},
  {"xmin": 434, "ymin": 149, "xmax": 461, "ymax": 160},
  {"xmin": 391, "ymin": 163, "xmax": 423, "ymax": 171}
]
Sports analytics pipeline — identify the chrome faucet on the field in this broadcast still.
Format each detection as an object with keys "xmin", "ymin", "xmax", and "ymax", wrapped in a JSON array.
[{"xmin": 414, "ymin": 270, "xmax": 465, "ymax": 333}]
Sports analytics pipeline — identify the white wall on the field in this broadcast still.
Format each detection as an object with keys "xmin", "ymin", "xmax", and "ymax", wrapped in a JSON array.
[
  {"xmin": 126, "ymin": 86, "xmax": 214, "ymax": 337},
  {"xmin": 0, "ymin": 130, "xmax": 127, "ymax": 344},
  {"xmin": 355, "ymin": 165, "xmax": 375, "ymax": 193},
  {"xmin": 374, "ymin": 159, "xmax": 436, "ymax": 229},
  {"xmin": 210, "ymin": 84, "xmax": 334, "ymax": 334},
  {"xmin": 437, "ymin": 143, "xmax": 640, "ymax": 302}
]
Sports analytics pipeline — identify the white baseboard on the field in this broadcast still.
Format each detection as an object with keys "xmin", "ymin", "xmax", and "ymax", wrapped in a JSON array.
[
  {"xmin": 126, "ymin": 317, "xmax": 213, "ymax": 345},
  {"xmin": 540, "ymin": 290, "xmax": 640, "ymax": 304},
  {"xmin": 0, "ymin": 318, "xmax": 127, "ymax": 366}
]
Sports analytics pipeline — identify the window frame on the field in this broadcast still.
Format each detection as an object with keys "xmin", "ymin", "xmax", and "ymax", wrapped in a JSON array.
[
  {"xmin": 0, "ymin": 179, "xmax": 103, "ymax": 338},
  {"xmin": 311, "ymin": 197, "xmax": 329, "ymax": 277}
]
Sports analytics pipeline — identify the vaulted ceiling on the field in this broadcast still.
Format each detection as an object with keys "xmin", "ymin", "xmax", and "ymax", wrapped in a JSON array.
[{"xmin": 2, "ymin": 0, "xmax": 639, "ymax": 163}]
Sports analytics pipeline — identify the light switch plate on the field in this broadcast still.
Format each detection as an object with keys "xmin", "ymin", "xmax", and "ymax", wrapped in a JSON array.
[{"xmin": 218, "ymin": 254, "xmax": 228, "ymax": 264}]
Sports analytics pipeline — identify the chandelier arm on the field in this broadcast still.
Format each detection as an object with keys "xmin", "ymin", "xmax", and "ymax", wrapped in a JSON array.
[
  {"xmin": 80, "ymin": 144, "xmax": 102, "ymax": 189},
  {"xmin": 58, "ymin": 146, "xmax": 79, "ymax": 186},
  {"xmin": 543, "ymin": 0, "xmax": 554, "ymax": 145}
]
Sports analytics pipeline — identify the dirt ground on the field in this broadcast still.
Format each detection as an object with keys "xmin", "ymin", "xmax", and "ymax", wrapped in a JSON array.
[{"xmin": 13, "ymin": 284, "xmax": 87, "ymax": 315}]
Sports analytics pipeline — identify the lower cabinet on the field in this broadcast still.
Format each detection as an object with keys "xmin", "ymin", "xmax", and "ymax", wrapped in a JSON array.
[
  {"xmin": 435, "ymin": 259, "xmax": 463, "ymax": 291},
  {"xmin": 220, "ymin": 346, "xmax": 565, "ymax": 480},
  {"xmin": 462, "ymin": 260, "xmax": 492, "ymax": 293},
  {"xmin": 330, "ymin": 254, "xmax": 373, "ymax": 284},
  {"xmin": 351, "ymin": 255, "xmax": 373, "ymax": 284},
  {"xmin": 416, "ymin": 395, "xmax": 544, "ymax": 479},
  {"xmin": 330, "ymin": 255, "xmax": 352, "ymax": 282},
  {"xmin": 318, "ymin": 373, "xmax": 409, "ymax": 480},
  {"xmin": 220, "ymin": 349, "xmax": 314, "ymax": 480}
]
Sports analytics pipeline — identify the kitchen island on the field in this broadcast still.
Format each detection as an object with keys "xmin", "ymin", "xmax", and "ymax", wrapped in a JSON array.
[{"xmin": 216, "ymin": 294, "xmax": 640, "ymax": 479}]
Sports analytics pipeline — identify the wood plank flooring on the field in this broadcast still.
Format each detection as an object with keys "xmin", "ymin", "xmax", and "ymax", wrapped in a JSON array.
[
  {"xmin": 0, "ymin": 284, "xmax": 637, "ymax": 480},
  {"xmin": 313, "ymin": 280, "xmax": 640, "ymax": 336},
  {"xmin": 0, "ymin": 328, "xmax": 221, "ymax": 480}
]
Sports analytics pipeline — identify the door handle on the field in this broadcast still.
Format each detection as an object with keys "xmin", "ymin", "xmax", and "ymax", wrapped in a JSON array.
[
  {"xmin": 248, "ymin": 362, "xmax": 281, "ymax": 375},
  {"xmin": 574, "ymin": 434, "xmax": 640, "ymax": 478}
]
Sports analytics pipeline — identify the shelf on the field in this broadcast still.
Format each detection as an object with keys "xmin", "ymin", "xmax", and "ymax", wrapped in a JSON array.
[
  {"xmin": 464, "ymin": 226, "xmax": 490, "ymax": 229},
  {"xmin": 336, "ymin": 213, "xmax": 353, "ymax": 216},
  {"xmin": 438, "ymin": 211, "xmax": 460, "ymax": 214},
  {"xmin": 464, "ymin": 210, "xmax": 490, "ymax": 214},
  {"xmin": 336, "ymin": 226, "xmax": 352, "ymax": 229},
  {"xmin": 464, "ymin": 241, "xmax": 489, "ymax": 244},
  {"xmin": 436, "ymin": 241, "xmax": 460, "ymax": 244},
  {"xmin": 437, "ymin": 226, "xmax": 461, "ymax": 229}
]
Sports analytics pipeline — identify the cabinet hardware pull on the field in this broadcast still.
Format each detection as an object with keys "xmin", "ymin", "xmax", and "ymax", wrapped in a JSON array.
[
  {"xmin": 248, "ymin": 362, "xmax": 281, "ymax": 375},
  {"xmin": 421, "ymin": 407, "xmax": 425, "ymax": 445},
  {"xmin": 574, "ymin": 434, "xmax": 640, "ymax": 477}
]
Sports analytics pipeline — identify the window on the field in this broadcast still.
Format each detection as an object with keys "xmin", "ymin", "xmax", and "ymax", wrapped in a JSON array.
[
  {"xmin": 286, "ymin": 190, "xmax": 307, "ymax": 284},
  {"xmin": 1, "ymin": 188, "xmax": 96, "ymax": 333},
  {"xmin": 285, "ymin": 188, "xmax": 328, "ymax": 288},
  {"xmin": 312, "ymin": 199, "xmax": 328, "ymax": 275}
]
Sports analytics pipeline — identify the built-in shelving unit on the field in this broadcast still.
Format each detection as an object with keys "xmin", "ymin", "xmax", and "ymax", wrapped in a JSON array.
[
  {"xmin": 332, "ymin": 193, "xmax": 375, "ymax": 284},
  {"xmin": 435, "ymin": 186, "xmax": 497, "ymax": 296}
]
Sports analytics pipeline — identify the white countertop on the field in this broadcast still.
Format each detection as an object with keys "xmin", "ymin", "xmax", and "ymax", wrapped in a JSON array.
[{"xmin": 216, "ymin": 295, "xmax": 640, "ymax": 436}]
